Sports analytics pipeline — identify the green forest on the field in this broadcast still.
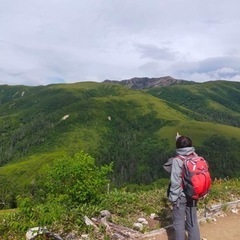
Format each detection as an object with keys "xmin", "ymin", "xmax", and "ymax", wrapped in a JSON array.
[
  {"xmin": 0, "ymin": 79, "xmax": 240, "ymax": 238},
  {"xmin": 0, "ymin": 80, "xmax": 240, "ymax": 201}
]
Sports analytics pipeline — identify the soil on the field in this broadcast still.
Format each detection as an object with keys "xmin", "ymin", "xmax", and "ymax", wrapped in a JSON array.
[
  {"xmin": 141, "ymin": 211, "xmax": 240, "ymax": 240},
  {"xmin": 200, "ymin": 212, "xmax": 240, "ymax": 240}
]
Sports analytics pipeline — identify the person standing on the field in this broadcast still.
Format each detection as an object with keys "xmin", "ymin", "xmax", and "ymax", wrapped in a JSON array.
[{"xmin": 164, "ymin": 133, "xmax": 200, "ymax": 240}]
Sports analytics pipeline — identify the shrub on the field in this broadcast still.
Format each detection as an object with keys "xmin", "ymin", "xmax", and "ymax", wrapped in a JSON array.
[{"xmin": 40, "ymin": 151, "xmax": 112, "ymax": 206}]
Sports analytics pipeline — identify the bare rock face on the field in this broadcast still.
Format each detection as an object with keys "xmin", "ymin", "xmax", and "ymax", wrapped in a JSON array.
[{"xmin": 103, "ymin": 76, "xmax": 195, "ymax": 89}]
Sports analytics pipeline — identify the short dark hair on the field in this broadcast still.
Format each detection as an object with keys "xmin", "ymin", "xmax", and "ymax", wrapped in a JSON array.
[{"xmin": 176, "ymin": 136, "xmax": 192, "ymax": 149}]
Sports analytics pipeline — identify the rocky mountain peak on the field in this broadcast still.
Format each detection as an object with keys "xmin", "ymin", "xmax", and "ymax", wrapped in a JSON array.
[{"xmin": 103, "ymin": 76, "xmax": 195, "ymax": 89}]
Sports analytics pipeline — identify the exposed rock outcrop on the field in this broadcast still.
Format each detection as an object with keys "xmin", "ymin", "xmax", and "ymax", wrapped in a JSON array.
[{"xmin": 103, "ymin": 76, "xmax": 195, "ymax": 89}]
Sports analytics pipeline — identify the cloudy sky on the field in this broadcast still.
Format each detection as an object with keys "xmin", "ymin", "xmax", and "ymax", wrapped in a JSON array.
[{"xmin": 1, "ymin": 0, "xmax": 240, "ymax": 86}]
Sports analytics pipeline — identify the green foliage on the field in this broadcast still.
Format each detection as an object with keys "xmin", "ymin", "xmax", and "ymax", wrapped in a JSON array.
[
  {"xmin": 98, "ymin": 187, "xmax": 166, "ymax": 229},
  {"xmin": 1, "ymin": 80, "xmax": 240, "ymax": 210},
  {"xmin": 147, "ymin": 81, "xmax": 240, "ymax": 127},
  {"xmin": 19, "ymin": 151, "xmax": 112, "ymax": 230},
  {"xmin": 198, "ymin": 134, "xmax": 240, "ymax": 178},
  {"xmin": 198, "ymin": 178, "xmax": 240, "ymax": 210},
  {"xmin": 1, "ymin": 178, "xmax": 240, "ymax": 239},
  {"xmin": 96, "ymin": 102, "xmax": 171, "ymax": 185},
  {"xmin": 0, "ymin": 151, "xmax": 112, "ymax": 238},
  {"xmin": 35, "ymin": 151, "xmax": 112, "ymax": 206},
  {"xmin": 0, "ymin": 80, "xmax": 240, "ymax": 239}
]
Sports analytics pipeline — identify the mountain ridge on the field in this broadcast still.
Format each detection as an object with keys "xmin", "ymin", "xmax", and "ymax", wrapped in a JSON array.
[{"xmin": 103, "ymin": 76, "xmax": 196, "ymax": 89}]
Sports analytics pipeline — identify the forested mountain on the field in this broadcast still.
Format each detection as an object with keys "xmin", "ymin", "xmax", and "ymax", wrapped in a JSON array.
[
  {"xmin": 146, "ymin": 80, "xmax": 240, "ymax": 127},
  {"xmin": 0, "ymin": 79, "xmax": 240, "ymax": 203}
]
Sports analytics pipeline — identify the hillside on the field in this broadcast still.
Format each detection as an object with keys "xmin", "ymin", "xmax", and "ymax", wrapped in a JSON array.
[
  {"xmin": 0, "ymin": 79, "xmax": 240, "ymax": 205},
  {"xmin": 146, "ymin": 80, "xmax": 240, "ymax": 127}
]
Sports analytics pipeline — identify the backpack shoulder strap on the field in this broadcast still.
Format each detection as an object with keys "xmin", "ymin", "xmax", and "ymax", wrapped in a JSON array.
[
  {"xmin": 176, "ymin": 155, "xmax": 186, "ymax": 160},
  {"xmin": 176, "ymin": 152, "xmax": 196, "ymax": 161}
]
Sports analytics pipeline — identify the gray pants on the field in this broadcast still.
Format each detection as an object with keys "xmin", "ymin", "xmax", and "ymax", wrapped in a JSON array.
[{"xmin": 172, "ymin": 196, "xmax": 200, "ymax": 240}]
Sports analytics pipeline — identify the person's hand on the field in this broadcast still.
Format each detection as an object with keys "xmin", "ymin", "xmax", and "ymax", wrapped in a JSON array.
[{"xmin": 176, "ymin": 132, "xmax": 181, "ymax": 140}]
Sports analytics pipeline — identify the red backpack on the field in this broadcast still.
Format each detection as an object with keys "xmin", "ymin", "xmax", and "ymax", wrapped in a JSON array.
[{"xmin": 178, "ymin": 153, "xmax": 211, "ymax": 200}]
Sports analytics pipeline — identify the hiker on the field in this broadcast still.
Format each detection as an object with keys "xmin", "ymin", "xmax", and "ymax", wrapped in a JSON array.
[{"xmin": 164, "ymin": 133, "xmax": 201, "ymax": 240}]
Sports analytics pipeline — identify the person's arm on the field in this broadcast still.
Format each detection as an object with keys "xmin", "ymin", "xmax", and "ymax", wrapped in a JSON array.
[{"xmin": 168, "ymin": 158, "xmax": 183, "ymax": 203}]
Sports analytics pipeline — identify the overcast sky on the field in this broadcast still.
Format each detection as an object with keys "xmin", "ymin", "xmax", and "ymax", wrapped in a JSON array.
[{"xmin": 1, "ymin": 0, "xmax": 240, "ymax": 86}]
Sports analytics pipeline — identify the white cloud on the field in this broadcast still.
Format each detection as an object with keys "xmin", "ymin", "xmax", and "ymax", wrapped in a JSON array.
[
  {"xmin": 0, "ymin": 0, "xmax": 240, "ymax": 85},
  {"xmin": 135, "ymin": 43, "xmax": 178, "ymax": 61}
]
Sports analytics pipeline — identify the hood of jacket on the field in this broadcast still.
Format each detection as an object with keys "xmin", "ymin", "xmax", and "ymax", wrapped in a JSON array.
[{"xmin": 176, "ymin": 146, "xmax": 195, "ymax": 156}]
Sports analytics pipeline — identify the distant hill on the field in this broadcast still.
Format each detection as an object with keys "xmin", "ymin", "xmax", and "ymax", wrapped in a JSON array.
[
  {"xmin": 146, "ymin": 80, "xmax": 240, "ymax": 127},
  {"xmin": 0, "ymin": 78, "xmax": 240, "ymax": 204},
  {"xmin": 103, "ymin": 76, "xmax": 196, "ymax": 89}
]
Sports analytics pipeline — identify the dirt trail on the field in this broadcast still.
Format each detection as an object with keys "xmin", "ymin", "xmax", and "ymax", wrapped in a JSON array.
[
  {"xmin": 200, "ymin": 212, "xmax": 240, "ymax": 240},
  {"xmin": 141, "ymin": 212, "xmax": 240, "ymax": 240}
]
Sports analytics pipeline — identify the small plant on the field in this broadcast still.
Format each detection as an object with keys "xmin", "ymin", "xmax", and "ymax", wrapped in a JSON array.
[{"xmin": 1, "ymin": 176, "xmax": 240, "ymax": 239}]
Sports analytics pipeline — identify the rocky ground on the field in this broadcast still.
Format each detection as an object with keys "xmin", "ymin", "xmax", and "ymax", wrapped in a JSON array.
[{"xmin": 140, "ymin": 209, "xmax": 240, "ymax": 240}]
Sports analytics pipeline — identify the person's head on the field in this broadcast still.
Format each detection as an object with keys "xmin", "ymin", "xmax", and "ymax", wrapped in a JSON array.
[{"xmin": 176, "ymin": 135, "xmax": 192, "ymax": 149}]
